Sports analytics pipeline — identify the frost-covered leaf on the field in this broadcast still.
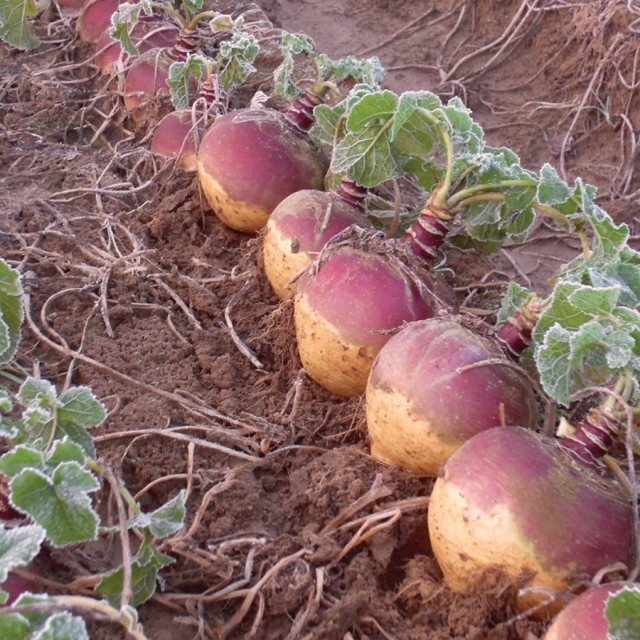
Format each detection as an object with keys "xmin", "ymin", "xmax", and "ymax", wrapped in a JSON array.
[
  {"xmin": 0, "ymin": 446, "xmax": 44, "ymax": 478},
  {"xmin": 405, "ymin": 158, "xmax": 443, "ymax": 191},
  {"xmin": 46, "ymin": 439, "xmax": 86, "ymax": 468},
  {"xmin": 33, "ymin": 611, "xmax": 89, "ymax": 640},
  {"xmin": 0, "ymin": 613, "xmax": 30, "ymax": 639},
  {"xmin": 209, "ymin": 13, "xmax": 233, "ymax": 31},
  {"xmin": 130, "ymin": 490, "xmax": 186, "ymax": 539},
  {"xmin": 606, "ymin": 329, "xmax": 636, "ymax": 369},
  {"xmin": 11, "ymin": 380, "xmax": 105, "ymax": 457},
  {"xmin": 496, "ymin": 283, "xmax": 531, "ymax": 325},
  {"xmin": 315, "ymin": 53, "xmax": 384, "ymax": 87},
  {"xmin": 109, "ymin": 2, "xmax": 152, "ymax": 57},
  {"xmin": 281, "ymin": 31, "xmax": 314, "ymax": 55},
  {"xmin": 0, "ymin": 260, "xmax": 23, "ymax": 364},
  {"xmin": 6, "ymin": 595, "xmax": 89, "ymax": 639},
  {"xmin": 167, "ymin": 54, "xmax": 206, "ymax": 110},
  {"xmin": 308, "ymin": 85, "xmax": 373, "ymax": 151},
  {"xmin": 536, "ymin": 163, "xmax": 571, "ymax": 205},
  {"xmin": 332, "ymin": 91, "xmax": 399, "ymax": 187},
  {"xmin": 272, "ymin": 31, "xmax": 315, "ymax": 98},
  {"xmin": 440, "ymin": 97, "xmax": 483, "ymax": 152},
  {"xmin": 533, "ymin": 282, "xmax": 640, "ymax": 404},
  {"xmin": 10, "ymin": 463, "xmax": 99, "ymax": 547},
  {"xmin": 16, "ymin": 379, "xmax": 56, "ymax": 409},
  {"xmin": 0, "ymin": 525, "xmax": 45, "ymax": 585},
  {"xmin": 453, "ymin": 146, "xmax": 537, "ymax": 246},
  {"xmin": 218, "ymin": 32, "xmax": 259, "ymax": 91},
  {"xmin": 606, "ymin": 585, "xmax": 640, "ymax": 640},
  {"xmin": 57, "ymin": 387, "xmax": 106, "ymax": 431},
  {"xmin": 589, "ymin": 263, "xmax": 640, "ymax": 308},
  {"xmin": 96, "ymin": 538, "xmax": 174, "ymax": 607},
  {"xmin": 390, "ymin": 91, "xmax": 441, "ymax": 157},
  {"xmin": 535, "ymin": 324, "xmax": 572, "ymax": 407},
  {"xmin": 588, "ymin": 205, "xmax": 629, "ymax": 261},
  {"xmin": 506, "ymin": 206, "xmax": 535, "ymax": 243},
  {"xmin": 534, "ymin": 283, "xmax": 620, "ymax": 340},
  {"xmin": 332, "ymin": 130, "xmax": 395, "ymax": 187},
  {"xmin": 0, "ymin": 389, "xmax": 12, "ymax": 413},
  {"xmin": 0, "ymin": 0, "xmax": 39, "ymax": 50},
  {"xmin": 308, "ymin": 103, "xmax": 345, "ymax": 150},
  {"xmin": 181, "ymin": 0, "xmax": 203, "ymax": 15},
  {"xmin": 272, "ymin": 54, "xmax": 296, "ymax": 98}
]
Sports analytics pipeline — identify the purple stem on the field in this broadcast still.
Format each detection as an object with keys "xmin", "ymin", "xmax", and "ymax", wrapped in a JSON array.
[
  {"xmin": 560, "ymin": 408, "xmax": 619, "ymax": 469},
  {"xmin": 334, "ymin": 178, "xmax": 367, "ymax": 210},
  {"xmin": 166, "ymin": 27, "xmax": 199, "ymax": 62},
  {"xmin": 403, "ymin": 197, "xmax": 452, "ymax": 262},
  {"xmin": 284, "ymin": 90, "xmax": 324, "ymax": 133}
]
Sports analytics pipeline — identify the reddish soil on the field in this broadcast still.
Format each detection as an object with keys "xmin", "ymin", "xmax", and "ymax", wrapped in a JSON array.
[{"xmin": 0, "ymin": 1, "xmax": 638, "ymax": 638}]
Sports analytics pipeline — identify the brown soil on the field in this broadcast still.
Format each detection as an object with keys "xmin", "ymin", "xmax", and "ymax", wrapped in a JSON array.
[{"xmin": 1, "ymin": 1, "xmax": 638, "ymax": 638}]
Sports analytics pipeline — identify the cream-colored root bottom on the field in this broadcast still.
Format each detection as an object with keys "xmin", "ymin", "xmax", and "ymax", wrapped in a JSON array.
[
  {"xmin": 294, "ymin": 293, "xmax": 376, "ymax": 397},
  {"xmin": 263, "ymin": 222, "xmax": 311, "ymax": 300},
  {"xmin": 197, "ymin": 162, "xmax": 269, "ymax": 233},
  {"xmin": 541, "ymin": 624, "xmax": 562, "ymax": 640},
  {"xmin": 366, "ymin": 383, "xmax": 456, "ymax": 477},
  {"xmin": 428, "ymin": 478, "xmax": 568, "ymax": 615}
]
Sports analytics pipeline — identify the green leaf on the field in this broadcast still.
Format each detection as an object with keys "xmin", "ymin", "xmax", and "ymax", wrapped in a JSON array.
[
  {"xmin": 453, "ymin": 146, "xmax": 537, "ymax": 246},
  {"xmin": 0, "ymin": 614, "xmax": 30, "ymax": 640},
  {"xmin": 16, "ymin": 379, "xmax": 56, "ymax": 409},
  {"xmin": 12, "ymin": 381, "xmax": 104, "ymax": 457},
  {"xmin": 315, "ymin": 53, "xmax": 385, "ymax": 87},
  {"xmin": 535, "ymin": 324, "xmax": 573, "ymax": 405},
  {"xmin": 6, "ymin": 595, "xmax": 90, "ymax": 639},
  {"xmin": 167, "ymin": 54, "xmax": 206, "ymax": 110},
  {"xmin": 56, "ymin": 387, "xmax": 105, "ymax": 458},
  {"xmin": 0, "ymin": 389, "xmax": 12, "ymax": 413},
  {"xmin": 33, "ymin": 612, "xmax": 89, "ymax": 640},
  {"xmin": 532, "ymin": 282, "xmax": 640, "ymax": 405},
  {"xmin": 506, "ymin": 205, "xmax": 535, "ymax": 243},
  {"xmin": 331, "ymin": 91, "xmax": 400, "ymax": 187},
  {"xmin": 10, "ymin": 463, "xmax": 99, "ymax": 547},
  {"xmin": 272, "ymin": 54, "xmax": 296, "ymax": 99},
  {"xmin": 0, "ymin": 446, "xmax": 45, "ymax": 478},
  {"xmin": 390, "ymin": 91, "xmax": 441, "ymax": 157},
  {"xmin": 57, "ymin": 387, "xmax": 106, "ymax": 431},
  {"xmin": 0, "ymin": 0, "xmax": 39, "ymax": 50},
  {"xmin": 281, "ymin": 31, "xmax": 315, "ymax": 55},
  {"xmin": 536, "ymin": 163, "xmax": 571, "ymax": 205},
  {"xmin": 181, "ymin": 0, "xmax": 203, "ymax": 15},
  {"xmin": 606, "ymin": 585, "xmax": 640, "ymax": 640},
  {"xmin": 0, "ymin": 524, "xmax": 45, "ymax": 584},
  {"xmin": 47, "ymin": 439, "xmax": 86, "ymax": 468},
  {"xmin": 405, "ymin": 158, "xmax": 443, "ymax": 191},
  {"xmin": 308, "ymin": 103, "xmax": 345, "ymax": 150},
  {"xmin": 209, "ymin": 13, "xmax": 234, "ymax": 31},
  {"xmin": 217, "ymin": 32, "xmax": 259, "ymax": 92},
  {"xmin": 308, "ymin": 84, "xmax": 373, "ymax": 151},
  {"xmin": 272, "ymin": 32, "xmax": 315, "ymax": 98},
  {"xmin": 131, "ymin": 490, "xmax": 186, "ymax": 539},
  {"xmin": 496, "ymin": 283, "xmax": 531, "ymax": 325},
  {"xmin": 345, "ymin": 90, "xmax": 397, "ymax": 133},
  {"xmin": 108, "ymin": 2, "xmax": 147, "ymax": 57},
  {"xmin": 96, "ymin": 538, "xmax": 174, "ymax": 607},
  {"xmin": 0, "ymin": 260, "xmax": 23, "ymax": 364},
  {"xmin": 588, "ymin": 206, "xmax": 629, "ymax": 261}
]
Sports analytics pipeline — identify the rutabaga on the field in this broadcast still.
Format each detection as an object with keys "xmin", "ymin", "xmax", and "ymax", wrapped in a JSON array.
[
  {"xmin": 427, "ymin": 200, "xmax": 640, "ymax": 612},
  {"xmin": 197, "ymin": 34, "xmax": 383, "ymax": 233},
  {"xmin": 294, "ymin": 87, "xmax": 542, "ymax": 396}
]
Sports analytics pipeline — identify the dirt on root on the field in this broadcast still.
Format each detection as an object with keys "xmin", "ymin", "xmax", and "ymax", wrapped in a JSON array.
[{"xmin": 1, "ymin": 0, "xmax": 639, "ymax": 638}]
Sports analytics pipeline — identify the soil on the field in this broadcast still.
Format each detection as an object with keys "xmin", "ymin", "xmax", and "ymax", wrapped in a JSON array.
[{"xmin": 1, "ymin": 0, "xmax": 638, "ymax": 639}]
